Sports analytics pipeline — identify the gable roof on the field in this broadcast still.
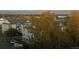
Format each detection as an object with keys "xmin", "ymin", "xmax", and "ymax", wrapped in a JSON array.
[{"xmin": 3, "ymin": 16, "xmax": 26, "ymax": 24}]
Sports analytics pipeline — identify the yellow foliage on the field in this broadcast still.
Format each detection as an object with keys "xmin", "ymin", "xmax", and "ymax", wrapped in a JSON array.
[
  {"xmin": 26, "ymin": 11, "xmax": 57, "ymax": 42},
  {"xmin": 66, "ymin": 12, "xmax": 79, "ymax": 32},
  {"xmin": 22, "ymin": 15, "xmax": 32, "ymax": 20},
  {"xmin": 65, "ymin": 12, "xmax": 79, "ymax": 46}
]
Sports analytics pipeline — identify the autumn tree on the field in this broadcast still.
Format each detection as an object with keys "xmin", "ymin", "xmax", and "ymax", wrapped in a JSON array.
[
  {"xmin": 29, "ymin": 11, "xmax": 60, "ymax": 48},
  {"xmin": 22, "ymin": 15, "xmax": 32, "ymax": 20},
  {"xmin": 65, "ymin": 11, "xmax": 79, "ymax": 48}
]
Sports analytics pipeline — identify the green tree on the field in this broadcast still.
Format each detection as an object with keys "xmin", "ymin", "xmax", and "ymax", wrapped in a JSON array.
[
  {"xmin": 4, "ymin": 28, "xmax": 22, "ymax": 37},
  {"xmin": 4, "ymin": 28, "xmax": 22, "ymax": 43}
]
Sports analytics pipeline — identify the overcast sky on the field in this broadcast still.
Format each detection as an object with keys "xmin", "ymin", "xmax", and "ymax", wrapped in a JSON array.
[{"xmin": 0, "ymin": 10, "xmax": 76, "ymax": 14}]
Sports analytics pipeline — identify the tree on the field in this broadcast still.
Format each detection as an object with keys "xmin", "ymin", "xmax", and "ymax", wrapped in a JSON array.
[
  {"xmin": 4, "ymin": 28, "xmax": 22, "ymax": 37},
  {"xmin": 22, "ymin": 15, "xmax": 32, "ymax": 21},
  {"xmin": 29, "ymin": 11, "xmax": 59, "ymax": 48},
  {"xmin": 4, "ymin": 28, "xmax": 22, "ymax": 43},
  {"xmin": 65, "ymin": 11, "xmax": 79, "ymax": 47}
]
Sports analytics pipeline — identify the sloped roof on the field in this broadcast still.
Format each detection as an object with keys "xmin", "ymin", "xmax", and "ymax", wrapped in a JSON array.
[
  {"xmin": 4, "ymin": 16, "xmax": 26, "ymax": 24},
  {"xmin": 0, "ymin": 18, "xmax": 10, "ymax": 24}
]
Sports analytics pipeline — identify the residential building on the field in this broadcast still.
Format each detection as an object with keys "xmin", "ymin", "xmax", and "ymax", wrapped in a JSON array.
[{"xmin": 0, "ymin": 18, "xmax": 10, "ymax": 33}]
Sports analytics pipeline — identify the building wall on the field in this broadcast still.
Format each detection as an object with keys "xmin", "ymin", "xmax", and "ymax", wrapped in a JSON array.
[
  {"xmin": 2, "ymin": 23, "xmax": 10, "ymax": 33},
  {"xmin": 10, "ymin": 24, "xmax": 17, "ymax": 29}
]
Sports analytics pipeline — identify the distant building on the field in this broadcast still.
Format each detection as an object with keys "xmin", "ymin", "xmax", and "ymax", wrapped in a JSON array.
[
  {"xmin": 55, "ymin": 15, "xmax": 68, "ymax": 32},
  {"xmin": 10, "ymin": 24, "xmax": 17, "ymax": 29},
  {"xmin": 56, "ymin": 15, "xmax": 68, "ymax": 23},
  {"xmin": 25, "ymin": 20, "xmax": 32, "ymax": 27},
  {"xmin": 0, "ymin": 18, "xmax": 10, "ymax": 33}
]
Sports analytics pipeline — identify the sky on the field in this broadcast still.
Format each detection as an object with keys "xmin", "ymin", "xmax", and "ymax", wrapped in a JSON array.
[{"xmin": 0, "ymin": 10, "xmax": 76, "ymax": 14}]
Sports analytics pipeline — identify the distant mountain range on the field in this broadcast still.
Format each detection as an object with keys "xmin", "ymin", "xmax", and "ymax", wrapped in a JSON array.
[{"xmin": 0, "ymin": 10, "xmax": 76, "ymax": 14}]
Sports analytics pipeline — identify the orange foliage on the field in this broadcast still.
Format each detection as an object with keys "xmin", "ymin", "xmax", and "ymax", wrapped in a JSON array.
[
  {"xmin": 22, "ymin": 15, "xmax": 32, "ymax": 20},
  {"xmin": 27, "ymin": 11, "xmax": 57, "ymax": 42},
  {"xmin": 40, "ymin": 11, "xmax": 56, "ymax": 31},
  {"xmin": 65, "ymin": 11, "xmax": 79, "ymax": 46},
  {"xmin": 66, "ymin": 12, "xmax": 79, "ymax": 33}
]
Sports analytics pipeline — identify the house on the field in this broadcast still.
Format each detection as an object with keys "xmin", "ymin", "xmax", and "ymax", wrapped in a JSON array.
[
  {"xmin": 0, "ymin": 18, "xmax": 10, "ymax": 33},
  {"xmin": 10, "ymin": 24, "xmax": 17, "ymax": 29},
  {"xmin": 55, "ymin": 15, "xmax": 68, "ymax": 32},
  {"xmin": 5, "ymin": 16, "xmax": 34, "ymax": 40}
]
